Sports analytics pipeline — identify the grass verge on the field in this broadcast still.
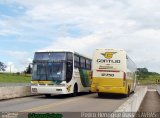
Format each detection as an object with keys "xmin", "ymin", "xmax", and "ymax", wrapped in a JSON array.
[{"xmin": 0, "ymin": 72, "xmax": 31, "ymax": 83}]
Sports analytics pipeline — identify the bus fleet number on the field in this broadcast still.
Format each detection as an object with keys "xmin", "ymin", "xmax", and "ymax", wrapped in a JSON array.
[{"xmin": 101, "ymin": 73, "xmax": 114, "ymax": 77}]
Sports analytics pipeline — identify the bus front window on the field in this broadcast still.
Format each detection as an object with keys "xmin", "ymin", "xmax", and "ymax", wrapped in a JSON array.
[
  {"xmin": 47, "ymin": 62, "xmax": 65, "ymax": 81},
  {"xmin": 32, "ymin": 62, "xmax": 65, "ymax": 81},
  {"xmin": 32, "ymin": 63, "xmax": 48, "ymax": 81},
  {"xmin": 32, "ymin": 52, "xmax": 67, "ymax": 82}
]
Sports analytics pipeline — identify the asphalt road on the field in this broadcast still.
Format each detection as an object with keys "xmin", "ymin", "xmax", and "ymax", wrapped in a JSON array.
[{"xmin": 0, "ymin": 93, "xmax": 130, "ymax": 112}]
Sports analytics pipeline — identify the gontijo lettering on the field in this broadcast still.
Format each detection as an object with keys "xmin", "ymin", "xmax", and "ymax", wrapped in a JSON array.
[
  {"xmin": 96, "ymin": 52, "xmax": 120, "ymax": 63},
  {"xmin": 97, "ymin": 59, "xmax": 120, "ymax": 63}
]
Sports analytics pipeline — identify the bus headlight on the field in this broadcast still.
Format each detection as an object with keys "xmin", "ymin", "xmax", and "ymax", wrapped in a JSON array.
[{"xmin": 32, "ymin": 88, "xmax": 37, "ymax": 92}]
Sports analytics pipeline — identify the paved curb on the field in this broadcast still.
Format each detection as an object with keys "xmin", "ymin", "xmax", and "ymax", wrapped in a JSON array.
[{"xmin": 114, "ymin": 86, "xmax": 147, "ymax": 112}]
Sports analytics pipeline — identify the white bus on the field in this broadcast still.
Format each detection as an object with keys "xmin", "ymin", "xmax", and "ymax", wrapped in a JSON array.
[
  {"xmin": 31, "ymin": 51, "xmax": 92, "ymax": 97},
  {"xmin": 91, "ymin": 49, "xmax": 137, "ymax": 97}
]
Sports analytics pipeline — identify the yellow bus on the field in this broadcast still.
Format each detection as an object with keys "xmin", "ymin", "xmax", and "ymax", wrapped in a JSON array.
[{"xmin": 91, "ymin": 49, "xmax": 136, "ymax": 97}]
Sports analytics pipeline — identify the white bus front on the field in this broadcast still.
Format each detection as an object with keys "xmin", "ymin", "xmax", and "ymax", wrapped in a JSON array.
[{"xmin": 31, "ymin": 52, "xmax": 74, "ymax": 97}]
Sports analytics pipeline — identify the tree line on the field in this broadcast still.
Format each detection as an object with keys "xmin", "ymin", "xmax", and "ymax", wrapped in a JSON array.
[
  {"xmin": 136, "ymin": 67, "xmax": 160, "ymax": 79},
  {"xmin": 0, "ymin": 62, "xmax": 6, "ymax": 71},
  {"xmin": 0, "ymin": 61, "xmax": 32, "ymax": 74}
]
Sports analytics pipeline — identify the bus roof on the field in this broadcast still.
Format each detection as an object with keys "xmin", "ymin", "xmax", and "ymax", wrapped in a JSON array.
[
  {"xmin": 95, "ymin": 48, "xmax": 125, "ymax": 52},
  {"xmin": 36, "ymin": 49, "xmax": 73, "ymax": 53},
  {"xmin": 35, "ymin": 50, "xmax": 91, "ymax": 60}
]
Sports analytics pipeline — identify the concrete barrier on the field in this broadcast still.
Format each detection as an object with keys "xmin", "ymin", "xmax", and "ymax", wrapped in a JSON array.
[
  {"xmin": 0, "ymin": 86, "xmax": 31, "ymax": 100},
  {"xmin": 157, "ymin": 84, "xmax": 160, "ymax": 95},
  {"xmin": 114, "ymin": 86, "xmax": 147, "ymax": 112}
]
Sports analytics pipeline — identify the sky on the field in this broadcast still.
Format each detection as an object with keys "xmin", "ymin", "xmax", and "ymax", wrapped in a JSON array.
[{"xmin": 0, "ymin": 0, "xmax": 160, "ymax": 73}]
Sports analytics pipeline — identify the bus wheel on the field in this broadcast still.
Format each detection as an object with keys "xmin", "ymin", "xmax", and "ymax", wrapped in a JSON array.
[
  {"xmin": 133, "ymin": 85, "xmax": 136, "ymax": 93},
  {"xmin": 98, "ymin": 93, "xmax": 104, "ymax": 97},
  {"xmin": 71, "ymin": 84, "xmax": 78, "ymax": 97},
  {"xmin": 45, "ymin": 94, "xmax": 51, "ymax": 98},
  {"xmin": 125, "ymin": 88, "xmax": 130, "ymax": 97}
]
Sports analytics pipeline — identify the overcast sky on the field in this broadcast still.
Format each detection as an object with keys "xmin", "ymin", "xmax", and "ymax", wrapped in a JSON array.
[{"xmin": 0, "ymin": 0, "xmax": 160, "ymax": 73}]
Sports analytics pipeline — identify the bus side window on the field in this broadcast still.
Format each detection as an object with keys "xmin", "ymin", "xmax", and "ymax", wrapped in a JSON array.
[
  {"xmin": 74, "ymin": 54, "xmax": 80, "ymax": 68},
  {"xmin": 80, "ymin": 57, "xmax": 85, "ymax": 69},
  {"xmin": 86, "ymin": 59, "xmax": 91, "ymax": 70},
  {"xmin": 66, "ymin": 53, "xmax": 73, "ymax": 83},
  {"xmin": 66, "ymin": 62, "xmax": 73, "ymax": 83},
  {"xmin": 67, "ymin": 52, "xmax": 73, "ymax": 61}
]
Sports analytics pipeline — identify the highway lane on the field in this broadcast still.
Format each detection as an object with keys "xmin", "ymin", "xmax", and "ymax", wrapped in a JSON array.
[
  {"xmin": 0, "ymin": 92, "xmax": 130, "ymax": 112},
  {"xmin": 0, "ymin": 87, "xmax": 142, "ymax": 112}
]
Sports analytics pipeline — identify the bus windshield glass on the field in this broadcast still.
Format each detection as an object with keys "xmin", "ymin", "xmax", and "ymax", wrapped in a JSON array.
[
  {"xmin": 32, "ymin": 52, "xmax": 67, "ymax": 81},
  {"xmin": 32, "ymin": 62, "xmax": 65, "ymax": 81}
]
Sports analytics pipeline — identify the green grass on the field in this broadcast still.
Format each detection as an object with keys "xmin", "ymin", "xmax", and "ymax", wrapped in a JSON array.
[
  {"xmin": 137, "ymin": 75, "xmax": 160, "ymax": 85},
  {"xmin": 0, "ymin": 73, "xmax": 31, "ymax": 83}
]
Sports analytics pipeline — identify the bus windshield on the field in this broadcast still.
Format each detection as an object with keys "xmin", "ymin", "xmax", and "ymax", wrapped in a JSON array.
[
  {"xmin": 32, "ymin": 62, "xmax": 65, "ymax": 81},
  {"xmin": 32, "ymin": 52, "xmax": 67, "ymax": 81}
]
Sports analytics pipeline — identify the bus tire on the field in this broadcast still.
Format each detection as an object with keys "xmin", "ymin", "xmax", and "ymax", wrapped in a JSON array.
[
  {"xmin": 98, "ymin": 93, "xmax": 104, "ymax": 97},
  {"xmin": 45, "ymin": 94, "xmax": 51, "ymax": 98},
  {"xmin": 132, "ymin": 89, "xmax": 135, "ymax": 94},
  {"xmin": 125, "ymin": 87, "xmax": 130, "ymax": 97},
  {"xmin": 133, "ymin": 84, "xmax": 136, "ymax": 93},
  {"xmin": 71, "ymin": 84, "xmax": 78, "ymax": 97}
]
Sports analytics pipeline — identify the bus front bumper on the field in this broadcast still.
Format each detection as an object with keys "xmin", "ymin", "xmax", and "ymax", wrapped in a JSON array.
[
  {"xmin": 91, "ymin": 85, "xmax": 127, "ymax": 94},
  {"xmin": 31, "ymin": 86, "xmax": 69, "ymax": 95}
]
